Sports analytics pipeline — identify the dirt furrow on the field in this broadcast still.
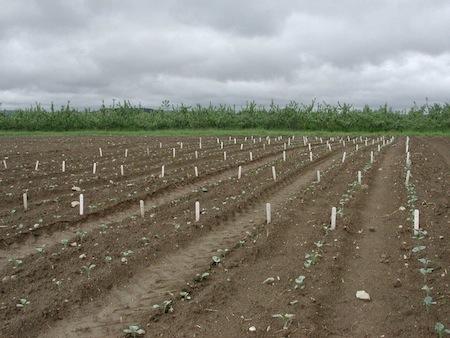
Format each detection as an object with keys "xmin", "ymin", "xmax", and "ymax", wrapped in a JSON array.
[{"xmin": 39, "ymin": 148, "xmax": 346, "ymax": 337}]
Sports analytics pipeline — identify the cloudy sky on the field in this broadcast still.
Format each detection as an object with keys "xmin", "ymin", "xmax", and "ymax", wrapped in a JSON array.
[{"xmin": 1, "ymin": 0, "xmax": 449, "ymax": 111}]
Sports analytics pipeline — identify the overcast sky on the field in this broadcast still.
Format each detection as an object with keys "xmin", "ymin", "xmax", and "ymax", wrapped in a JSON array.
[{"xmin": 1, "ymin": 0, "xmax": 449, "ymax": 111}]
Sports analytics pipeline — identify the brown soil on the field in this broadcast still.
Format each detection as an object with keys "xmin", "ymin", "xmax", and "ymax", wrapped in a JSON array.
[{"xmin": 0, "ymin": 135, "xmax": 448, "ymax": 338}]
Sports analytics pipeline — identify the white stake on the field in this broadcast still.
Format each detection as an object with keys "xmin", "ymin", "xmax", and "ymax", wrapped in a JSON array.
[
  {"xmin": 140, "ymin": 200, "xmax": 145, "ymax": 218},
  {"xmin": 328, "ymin": 143, "xmax": 332, "ymax": 151},
  {"xmin": 223, "ymin": 151, "xmax": 227, "ymax": 160},
  {"xmin": 414, "ymin": 209, "xmax": 420, "ymax": 235},
  {"xmin": 240, "ymin": 143, "xmax": 244, "ymax": 150},
  {"xmin": 238, "ymin": 165, "xmax": 242, "ymax": 179},
  {"xmin": 120, "ymin": 164, "xmax": 124, "ymax": 176},
  {"xmin": 378, "ymin": 144, "xmax": 381, "ymax": 152},
  {"xmin": 283, "ymin": 151, "xmax": 286, "ymax": 162},
  {"xmin": 195, "ymin": 201, "xmax": 200, "ymax": 222},
  {"xmin": 249, "ymin": 152, "xmax": 253, "ymax": 161},
  {"xmin": 147, "ymin": 147, "xmax": 150, "ymax": 156},
  {"xmin": 195, "ymin": 150, "xmax": 198, "ymax": 159},
  {"xmin": 99, "ymin": 147, "xmax": 103, "ymax": 157},
  {"xmin": 220, "ymin": 142, "xmax": 224, "ymax": 149},
  {"xmin": 62, "ymin": 160, "xmax": 66, "ymax": 172},
  {"xmin": 356, "ymin": 144, "xmax": 359, "ymax": 151},
  {"xmin": 23, "ymin": 193, "xmax": 28, "ymax": 211},
  {"xmin": 309, "ymin": 152, "xmax": 313, "ymax": 162},
  {"xmin": 79, "ymin": 194, "xmax": 84, "ymax": 216},
  {"xmin": 35, "ymin": 160, "xmax": 39, "ymax": 171},
  {"xmin": 405, "ymin": 170, "xmax": 411, "ymax": 186},
  {"xmin": 317, "ymin": 170, "xmax": 321, "ymax": 183},
  {"xmin": 406, "ymin": 152, "xmax": 411, "ymax": 166},
  {"xmin": 272, "ymin": 166, "xmax": 277, "ymax": 181},
  {"xmin": 194, "ymin": 166, "xmax": 198, "ymax": 177},
  {"xmin": 308, "ymin": 143, "xmax": 311, "ymax": 151},
  {"xmin": 125, "ymin": 149, "xmax": 128, "ymax": 157},
  {"xmin": 342, "ymin": 152, "xmax": 346, "ymax": 163},
  {"xmin": 160, "ymin": 142, "xmax": 162, "ymax": 148},
  {"xmin": 284, "ymin": 143, "xmax": 287, "ymax": 150},
  {"xmin": 161, "ymin": 165, "xmax": 165, "ymax": 178},
  {"xmin": 172, "ymin": 148, "xmax": 176, "ymax": 158},
  {"xmin": 357, "ymin": 171, "xmax": 362, "ymax": 184},
  {"xmin": 180, "ymin": 142, "xmax": 183, "ymax": 149},
  {"xmin": 370, "ymin": 151, "xmax": 374, "ymax": 164},
  {"xmin": 331, "ymin": 207, "xmax": 337, "ymax": 230},
  {"xmin": 2, "ymin": 159, "xmax": 7, "ymax": 169},
  {"xmin": 93, "ymin": 162, "xmax": 97, "ymax": 174},
  {"xmin": 266, "ymin": 203, "xmax": 271, "ymax": 224},
  {"xmin": 343, "ymin": 141, "xmax": 346, "ymax": 147}
]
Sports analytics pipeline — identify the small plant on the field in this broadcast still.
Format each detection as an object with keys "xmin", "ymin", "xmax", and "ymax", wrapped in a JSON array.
[
  {"xmin": 99, "ymin": 224, "xmax": 109, "ymax": 233},
  {"xmin": 76, "ymin": 230, "xmax": 87, "ymax": 244},
  {"xmin": 435, "ymin": 323, "xmax": 450, "ymax": 338},
  {"xmin": 424, "ymin": 295, "xmax": 436, "ymax": 313},
  {"xmin": 412, "ymin": 245, "xmax": 426, "ymax": 253},
  {"xmin": 217, "ymin": 248, "xmax": 229, "ymax": 257},
  {"xmin": 9, "ymin": 258, "xmax": 23, "ymax": 266},
  {"xmin": 212, "ymin": 255, "xmax": 221, "ymax": 264},
  {"xmin": 123, "ymin": 325, "xmax": 145, "ymax": 337},
  {"xmin": 82, "ymin": 264, "xmax": 96, "ymax": 278},
  {"xmin": 419, "ymin": 267, "xmax": 434, "ymax": 282},
  {"xmin": 196, "ymin": 272, "xmax": 209, "ymax": 282},
  {"xmin": 295, "ymin": 275, "xmax": 306, "ymax": 289},
  {"xmin": 122, "ymin": 250, "xmax": 133, "ymax": 257},
  {"xmin": 413, "ymin": 229, "xmax": 427, "ymax": 241},
  {"xmin": 141, "ymin": 237, "xmax": 150, "ymax": 245},
  {"xmin": 16, "ymin": 298, "xmax": 30, "ymax": 308},
  {"xmin": 53, "ymin": 279, "xmax": 63, "ymax": 290},
  {"xmin": 272, "ymin": 313, "xmax": 295, "ymax": 330},
  {"xmin": 105, "ymin": 255, "xmax": 112, "ymax": 263},
  {"xmin": 61, "ymin": 239, "xmax": 69, "ymax": 248},
  {"xmin": 304, "ymin": 252, "xmax": 322, "ymax": 267},
  {"xmin": 180, "ymin": 291, "xmax": 191, "ymax": 300},
  {"xmin": 153, "ymin": 300, "xmax": 173, "ymax": 313},
  {"xmin": 35, "ymin": 247, "xmax": 45, "ymax": 254}
]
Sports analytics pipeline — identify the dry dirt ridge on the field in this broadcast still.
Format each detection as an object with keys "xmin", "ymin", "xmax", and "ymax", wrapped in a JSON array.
[{"xmin": 0, "ymin": 135, "xmax": 448, "ymax": 337}]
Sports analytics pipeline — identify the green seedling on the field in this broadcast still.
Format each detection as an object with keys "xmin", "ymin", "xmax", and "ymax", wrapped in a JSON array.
[
  {"xmin": 99, "ymin": 224, "xmax": 109, "ymax": 232},
  {"xmin": 16, "ymin": 298, "xmax": 30, "ymax": 308},
  {"xmin": 61, "ymin": 239, "xmax": 69, "ymax": 248},
  {"xmin": 314, "ymin": 241, "xmax": 323, "ymax": 249},
  {"xmin": 105, "ymin": 256, "xmax": 112, "ymax": 263},
  {"xmin": 180, "ymin": 291, "xmax": 191, "ymax": 300},
  {"xmin": 412, "ymin": 245, "xmax": 426, "ymax": 253},
  {"xmin": 435, "ymin": 323, "xmax": 450, "ymax": 338},
  {"xmin": 123, "ymin": 325, "xmax": 145, "ymax": 337},
  {"xmin": 212, "ymin": 255, "xmax": 221, "ymax": 264},
  {"xmin": 413, "ymin": 229, "xmax": 427, "ymax": 241},
  {"xmin": 153, "ymin": 300, "xmax": 173, "ymax": 313},
  {"xmin": 217, "ymin": 248, "xmax": 229, "ymax": 257},
  {"xmin": 295, "ymin": 275, "xmax": 306, "ymax": 289},
  {"xmin": 419, "ymin": 267, "xmax": 433, "ymax": 282},
  {"xmin": 141, "ymin": 237, "xmax": 150, "ymax": 245},
  {"xmin": 304, "ymin": 252, "xmax": 322, "ymax": 267},
  {"xmin": 53, "ymin": 279, "xmax": 63, "ymax": 290},
  {"xmin": 424, "ymin": 295, "xmax": 436, "ymax": 313},
  {"xmin": 196, "ymin": 272, "xmax": 209, "ymax": 282},
  {"xmin": 421, "ymin": 285, "xmax": 431, "ymax": 295},
  {"xmin": 9, "ymin": 258, "xmax": 23, "ymax": 266},
  {"xmin": 35, "ymin": 247, "xmax": 45, "ymax": 254},
  {"xmin": 418, "ymin": 258, "xmax": 431, "ymax": 266},
  {"xmin": 76, "ymin": 230, "xmax": 87, "ymax": 244},
  {"xmin": 82, "ymin": 264, "xmax": 96, "ymax": 278},
  {"xmin": 272, "ymin": 313, "xmax": 295, "ymax": 330},
  {"xmin": 122, "ymin": 250, "xmax": 133, "ymax": 257}
]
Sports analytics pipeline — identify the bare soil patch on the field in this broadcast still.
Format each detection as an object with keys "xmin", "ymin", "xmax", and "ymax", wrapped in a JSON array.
[{"xmin": 0, "ymin": 135, "xmax": 448, "ymax": 337}]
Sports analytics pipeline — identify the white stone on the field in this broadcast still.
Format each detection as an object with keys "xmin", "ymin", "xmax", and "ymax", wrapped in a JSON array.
[
  {"xmin": 249, "ymin": 326, "xmax": 256, "ymax": 332},
  {"xmin": 72, "ymin": 186, "xmax": 81, "ymax": 192},
  {"xmin": 356, "ymin": 290, "xmax": 371, "ymax": 301},
  {"xmin": 71, "ymin": 201, "xmax": 80, "ymax": 207}
]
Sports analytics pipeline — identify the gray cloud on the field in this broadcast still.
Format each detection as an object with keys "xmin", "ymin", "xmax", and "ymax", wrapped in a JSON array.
[{"xmin": 1, "ymin": 0, "xmax": 449, "ymax": 111}]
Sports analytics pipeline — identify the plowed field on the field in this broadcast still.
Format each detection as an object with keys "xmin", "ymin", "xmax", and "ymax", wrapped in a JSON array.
[{"xmin": 1, "ymin": 135, "xmax": 448, "ymax": 337}]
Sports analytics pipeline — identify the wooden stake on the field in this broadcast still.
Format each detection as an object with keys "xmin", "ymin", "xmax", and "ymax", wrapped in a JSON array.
[
  {"xmin": 172, "ymin": 148, "xmax": 176, "ymax": 158},
  {"xmin": 238, "ymin": 165, "xmax": 242, "ymax": 179},
  {"xmin": 331, "ymin": 207, "xmax": 337, "ymax": 230},
  {"xmin": 195, "ymin": 201, "xmax": 200, "ymax": 222},
  {"xmin": 309, "ymin": 152, "xmax": 313, "ymax": 162},
  {"xmin": 125, "ymin": 149, "xmax": 128, "ymax": 157},
  {"xmin": 370, "ymin": 151, "xmax": 374, "ymax": 164},
  {"xmin": 140, "ymin": 200, "xmax": 145, "ymax": 218},
  {"xmin": 79, "ymin": 194, "xmax": 84, "ymax": 216},
  {"xmin": 266, "ymin": 203, "xmax": 271, "ymax": 224},
  {"xmin": 62, "ymin": 160, "xmax": 66, "ymax": 172},
  {"xmin": 358, "ymin": 171, "xmax": 362, "ymax": 184},
  {"xmin": 223, "ymin": 151, "xmax": 227, "ymax": 160},
  {"xmin": 161, "ymin": 165, "xmax": 165, "ymax": 178},
  {"xmin": 120, "ymin": 164, "xmax": 124, "ymax": 176},
  {"xmin": 93, "ymin": 162, "xmax": 97, "ymax": 175},
  {"xmin": 414, "ymin": 209, "xmax": 419, "ymax": 235},
  {"xmin": 249, "ymin": 152, "xmax": 253, "ymax": 161},
  {"xmin": 283, "ymin": 151, "xmax": 286, "ymax": 162},
  {"xmin": 2, "ymin": 159, "xmax": 7, "ymax": 169},
  {"xmin": 342, "ymin": 152, "xmax": 346, "ymax": 163},
  {"xmin": 317, "ymin": 170, "xmax": 321, "ymax": 183},
  {"xmin": 23, "ymin": 193, "xmax": 28, "ymax": 211},
  {"xmin": 194, "ymin": 166, "xmax": 198, "ymax": 177},
  {"xmin": 272, "ymin": 166, "xmax": 277, "ymax": 181},
  {"xmin": 35, "ymin": 160, "xmax": 39, "ymax": 171},
  {"xmin": 99, "ymin": 147, "xmax": 103, "ymax": 157}
]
